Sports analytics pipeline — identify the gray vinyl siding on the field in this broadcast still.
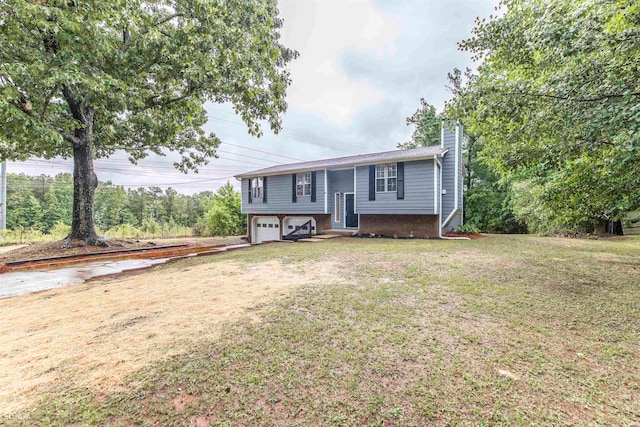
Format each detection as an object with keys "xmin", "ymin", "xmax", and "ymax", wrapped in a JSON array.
[
  {"xmin": 443, "ymin": 213, "xmax": 462, "ymax": 233},
  {"xmin": 441, "ymin": 126, "xmax": 457, "ymax": 220},
  {"xmin": 440, "ymin": 124, "xmax": 464, "ymax": 230},
  {"xmin": 355, "ymin": 160, "xmax": 435, "ymax": 214},
  {"xmin": 327, "ymin": 169, "xmax": 355, "ymax": 228},
  {"xmin": 241, "ymin": 170, "xmax": 326, "ymax": 214}
]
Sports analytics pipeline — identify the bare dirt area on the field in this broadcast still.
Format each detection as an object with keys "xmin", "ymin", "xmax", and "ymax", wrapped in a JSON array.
[
  {"xmin": 0, "ymin": 236, "xmax": 245, "ymax": 264},
  {"xmin": 0, "ymin": 252, "xmax": 341, "ymax": 415},
  {"xmin": 0, "ymin": 245, "xmax": 26, "ymax": 255}
]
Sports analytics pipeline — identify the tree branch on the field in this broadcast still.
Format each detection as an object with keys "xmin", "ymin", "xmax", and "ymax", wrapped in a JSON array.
[
  {"xmin": 120, "ymin": 13, "xmax": 184, "ymax": 52},
  {"xmin": 60, "ymin": 131, "xmax": 81, "ymax": 146},
  {"xmin": 139, "ymin": 80, "xmax": 207, "ymax": 111},
  {"xmin": 502, "ymin": 90, "xmax": 640, "ymax": 103},
  {"xmin": 40, "ymin": 84, "xmax": 59, "ymax": 119}
]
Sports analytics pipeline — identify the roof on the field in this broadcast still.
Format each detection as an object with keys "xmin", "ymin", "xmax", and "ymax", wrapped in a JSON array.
[{"xmin": 234, "ymin": 145, "xmax": 447, "ymax": 178}]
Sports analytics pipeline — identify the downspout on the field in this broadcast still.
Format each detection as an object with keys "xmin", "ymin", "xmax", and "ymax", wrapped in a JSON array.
[
  {"xmin": 438, "ymin": 157, "xmax": 443, "ymax": 238},
  {"xmin": 324, "ymin": 168, "xmax": 328, "ymax": 214},
  {"xmin": 236, "ymin": 176, "xmax": 250, "ymax": 241}
]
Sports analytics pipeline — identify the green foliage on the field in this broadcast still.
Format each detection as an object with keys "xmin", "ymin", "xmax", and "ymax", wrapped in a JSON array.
[
  {"xmin": 0, "ymin": 0, "xmax": 297, "ymax": 165},
  {"xmin": 447, "ymin": 0, "xmax": 640, "ymax": 233},
  {"xmin": 203, "ymin": 182, "xmax": 246, "ymax": 236},
  {"xmin": 3, "ymin": 172, "xmax": 219, "ymax": 239},
  {"xmin": 104, "ymin": 224, "xmax": 144, "ymax": 239},
  {"xmin": 456, "ymin": 223, "xmax": 480, "ymax": 234},
  {"xmin": 0, "ymin": 227, "xmax": 46, "ymax": 244},
  {"xmin": 48, "ymin": 222, "xmax": 72, "ymax": 239},
  {"xmin": 0, "ymin": 0, "xmax": 297, "ymax": 241},
  {"xmin": 397, "ymin": 98, "xmax": 441, "ymax": 149},
  {"xmin": 463, "ymin": 135, "xmax": 526, "ymax": 233}
]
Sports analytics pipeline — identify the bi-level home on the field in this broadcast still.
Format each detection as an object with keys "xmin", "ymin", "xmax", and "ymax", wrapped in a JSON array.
[{"xmin": 235, "ymin": 123, "xmax": 464, "ymax": 243}]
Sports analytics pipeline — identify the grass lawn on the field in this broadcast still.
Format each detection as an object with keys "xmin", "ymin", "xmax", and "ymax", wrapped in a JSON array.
[{"xmin": 2, "ymin": 235, "xmax": 639, "ymax": 426}]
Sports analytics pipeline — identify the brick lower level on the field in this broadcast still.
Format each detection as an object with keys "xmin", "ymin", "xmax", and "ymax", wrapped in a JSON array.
[
  {"xmin": 247, "ymin": 214, "xmax": 331, "ymax": 242},
  {"xmin": 358, "ymin": 214, "xmax": 440, "ymax": 238}
]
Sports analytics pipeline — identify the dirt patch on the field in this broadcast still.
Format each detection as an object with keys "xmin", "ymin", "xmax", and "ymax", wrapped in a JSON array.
[
  {"xmin": 0, "ymin": 236, "xmax": 245, "ymax": 264},
  {"xmin": 172, "ymin": 392, "xmax": 199, "ymax": 412},
  {"xmin": 0, "ymin": 255, "xmax": 340, "ymax": 415},
  {"xmin": 0, "ymin": 244, "xmax": 26, "ymax": 255},
  {"xmin": 443, "ymin": 232, "xmax": 484, "ymax": 239}
]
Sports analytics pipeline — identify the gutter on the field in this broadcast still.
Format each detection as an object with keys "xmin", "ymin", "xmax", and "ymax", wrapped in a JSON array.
[{"xmin": 235, "ymin": 153, "xmax": 447, "ymax": 179}]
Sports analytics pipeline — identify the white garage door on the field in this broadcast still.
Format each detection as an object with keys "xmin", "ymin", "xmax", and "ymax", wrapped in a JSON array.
[{"xmin": 253, "ymin": 216, "xmax": 280, "ymax": 243}]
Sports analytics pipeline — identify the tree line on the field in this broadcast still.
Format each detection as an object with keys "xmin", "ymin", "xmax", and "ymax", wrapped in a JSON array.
[
  {"xmin": 3, "ymin": 173, "xmax": 245, "ymax": 237},
  {"xmin": 402, "ymin": 0, "xmax": 638, "ymax": 235}
]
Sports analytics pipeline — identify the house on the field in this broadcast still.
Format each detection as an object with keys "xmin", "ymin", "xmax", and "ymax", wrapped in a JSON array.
[{"xmin": 235, "ymin": 123, "xmax": 464, "ymax": 243}]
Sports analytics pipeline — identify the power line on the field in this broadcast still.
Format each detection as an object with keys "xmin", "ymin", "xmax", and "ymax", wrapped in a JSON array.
[
  {"xmin": 210, "ymin": 114, "xmax": 361, "ymax": 155},
  {"xmin": 220, "ymin": 141, "xmax": 303, "ymax": 161}
]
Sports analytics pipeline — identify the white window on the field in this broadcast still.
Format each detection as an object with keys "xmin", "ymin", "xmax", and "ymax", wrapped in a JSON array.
[
  {"xmin": 251, "ymin": 177, "xmax": 263, "ymax": 199},
  {"xmin": 296, "ymin": 172, "xmax": 311, "ymax": 196},
  {"xmin": 334, "ymin": 193, "xmax": 341, "ymax": 222},
  {"xmin": 375, "ymin": 164, "xmax": 397, "ymax": 192}
]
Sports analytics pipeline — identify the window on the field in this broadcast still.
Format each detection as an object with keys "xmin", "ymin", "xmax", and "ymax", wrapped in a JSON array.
[
  {"xmin": 296, "ymin": 172, "xmax": 311, "ymax": 196},
  {"xmin": 334, "ymin": 193, "xmax": 341, "ymax": 222},
  {"xmin": 251, "ymin": 177, "xmax": 263, "ymax": 199},
  {"xmin": 375, "ymin": 164, "xmax": 397, "ymax": 192}
]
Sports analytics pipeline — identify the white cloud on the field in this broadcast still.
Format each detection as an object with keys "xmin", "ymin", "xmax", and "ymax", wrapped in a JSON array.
[{"xmin": 279, "ymin": 0, "xmax": 399, "ymax": 125}]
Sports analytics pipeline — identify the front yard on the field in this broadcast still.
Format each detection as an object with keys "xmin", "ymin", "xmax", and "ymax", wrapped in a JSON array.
[{"xmin": 1, "ymin": 235, "xmax": 638, "ymax": 426}]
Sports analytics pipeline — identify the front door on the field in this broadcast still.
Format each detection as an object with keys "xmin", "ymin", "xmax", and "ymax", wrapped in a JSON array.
[{"xmin": 345, "ymin": 193, "xmax": 358, "ymax": 228}]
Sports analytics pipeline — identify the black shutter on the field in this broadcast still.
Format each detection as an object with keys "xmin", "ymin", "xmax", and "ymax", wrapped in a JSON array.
[
  {"xmin": 292, "ymin": 173, "xmax": 297, "ymax": 203},
  {"xmin": 262, "ymin": 176, "xmax": 267, "ymax": 203},
  {"xmin": 311, "ymin": 171, "xmax": 317, "ymax": 202},
  {"xmin": 369, "ymin": 165, "xmax": 376, "ymax": 201},
  {"xmin": 248, "ymin": 178, "xmax": 252, "ymax": 204},
  {"xmin": 397, "ymin": 162, "xmax": 404, "ymax": 200}
]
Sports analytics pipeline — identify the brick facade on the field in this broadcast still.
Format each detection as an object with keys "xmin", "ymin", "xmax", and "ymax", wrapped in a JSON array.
[
  {"xmin": 248, "ymin": 214, "xmax": 332, "ymax": 241},
  {"xmin": 358, "ymin": 214, "xmax": 439, "ymax": 238}
]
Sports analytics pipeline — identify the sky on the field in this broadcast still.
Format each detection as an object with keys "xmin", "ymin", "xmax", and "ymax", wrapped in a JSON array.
[{"xmin": 8, "ymin": 0, "xmax": 500, "ymax": 194}]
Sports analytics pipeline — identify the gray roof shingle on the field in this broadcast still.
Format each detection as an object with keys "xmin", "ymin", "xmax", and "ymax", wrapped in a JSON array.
[{"xmin": 234, "ymin": 145, "xmax": 447, "ymax": 178}]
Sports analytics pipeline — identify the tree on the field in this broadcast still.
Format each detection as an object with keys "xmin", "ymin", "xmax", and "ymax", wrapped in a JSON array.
[
  {"xmin": 446, "ymin": 0, "xmax": 640, "ymax": 233},
  {"xmin": 94, "ymin": 185, "xmax": 133, "ymax": 230},
  {"xmin": 397, "ymin": 99, "xmax": 441, "ymax": 149},
  {"xmin": 203, "ymin": 182, "xmax": 245, "ymax": 236},
  {"xmin": 6, "ymin": 175, "xmax": 43, "ymax": 230},
  {"xmin": 0, "ymin": 0, "xmax": 297, "ymax": 245},
  {"xmin": 463, "ymin": 134, "xmax": 525, "ymax": 233}
]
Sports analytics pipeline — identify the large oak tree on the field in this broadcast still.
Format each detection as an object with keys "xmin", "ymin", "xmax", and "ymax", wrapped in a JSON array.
[
  {"xmin": 0, "ymin": 0, "xmax": 296, "ymax": 245},
  {"xmin": 447, "ymin": 0, "xmax": 639, "ymax": 233}
]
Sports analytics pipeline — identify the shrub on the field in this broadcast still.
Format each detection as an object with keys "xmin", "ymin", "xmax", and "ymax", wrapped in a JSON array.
[{"xmin": 457, "ymin": 223, "xmax": 480, "ymax": 234}]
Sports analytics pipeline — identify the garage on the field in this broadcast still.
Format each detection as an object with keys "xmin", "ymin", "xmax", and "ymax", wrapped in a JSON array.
[
  {"xmin": 252, "ymin": 216, "xmax": 281, "ymax": 243},
  {"xmin": 283, "ymin": 217, "xmax": 316, "ymax": 238}
]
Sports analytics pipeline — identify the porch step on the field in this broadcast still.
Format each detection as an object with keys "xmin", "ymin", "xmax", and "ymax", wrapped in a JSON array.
[
  {"xmin": 321, "ymin": 229, "xmax": 358, "ymax": 236},
  {"xmin": 298, "ymin": 238, "xmax": 324, "ymax": 243},
  {"xmin": 312, "ymin": 234, "xmax": 343, "ymax": 239}
]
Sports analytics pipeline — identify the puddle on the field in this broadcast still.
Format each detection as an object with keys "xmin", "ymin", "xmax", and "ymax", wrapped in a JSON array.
[{"xmin": 0, "ymin": 258, "xmax": 169, "ymax": 299}]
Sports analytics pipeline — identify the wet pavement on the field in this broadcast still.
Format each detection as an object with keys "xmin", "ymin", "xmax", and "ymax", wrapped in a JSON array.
[{"xmin": 0, "ymin": 258, "xmax": 168, "ymax": 299}]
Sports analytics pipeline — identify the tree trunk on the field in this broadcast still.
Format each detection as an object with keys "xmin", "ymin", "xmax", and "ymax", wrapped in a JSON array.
[
  {"xmin": 67, "ymin": 142, "xmax": 101, "ymax": 245},
  {"xmin": 65, "ymin": 104, "xmax": 104, "ymax": 246},
  {"xmin": 593, "ymin": 219, "xmax": 607, "ymax": 237}
]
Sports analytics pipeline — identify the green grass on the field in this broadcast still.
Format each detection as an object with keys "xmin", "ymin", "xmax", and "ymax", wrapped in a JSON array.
[{"xmin": 4, "ymin": 235, "xmax": 640, "ymax": 426}]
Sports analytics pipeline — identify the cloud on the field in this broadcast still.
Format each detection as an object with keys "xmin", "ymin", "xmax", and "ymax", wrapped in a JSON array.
[
  {"xmin": 8, "ymin": 0, "xmax": 501, "ymax": 195},
  {"xmin": 279, "ymin": 0, "xmax": 400, "ymax": 125}
]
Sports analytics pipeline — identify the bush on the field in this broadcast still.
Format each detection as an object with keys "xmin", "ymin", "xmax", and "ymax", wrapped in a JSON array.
[
  {"xmin": 104, "ymin": 224, "xmax": 144, "ymax": 239},
  {"xmin": 457, "ymin": 223, "xmax": 480, "ymax": 234},
  {"xmin": 204, "ymin": 205, "xmax": 243, "ymax": 236},
  {"xmin": 48, "ymin": 222, "xmax": 71, "ymax": 239},
  {"xmin": 0, "ymin": 227, "xmax": 45, "ymax": 244}
]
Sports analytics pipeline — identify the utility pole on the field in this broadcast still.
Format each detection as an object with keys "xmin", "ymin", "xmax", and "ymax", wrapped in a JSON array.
[{"xmin": 0, "ymin": 161, "xmax": 6, "ymax": 232}]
